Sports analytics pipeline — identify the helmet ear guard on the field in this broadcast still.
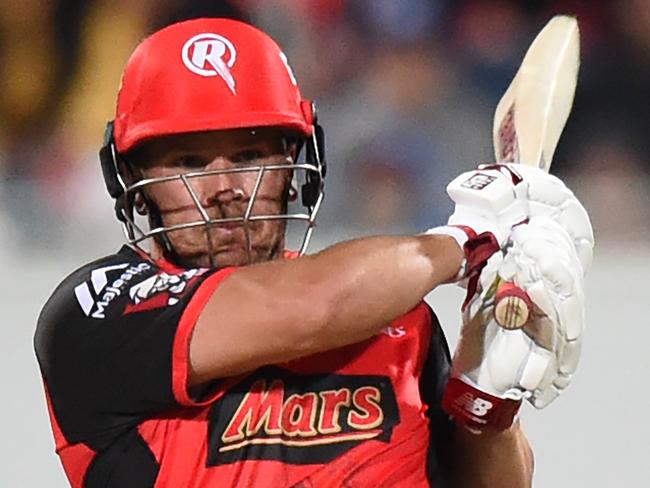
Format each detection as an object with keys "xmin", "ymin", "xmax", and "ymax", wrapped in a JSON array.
[
  {"xmin": 99, "ymin": 122, "xmax": 124, "ymax": 200},
  {"xmin": 99, "ymin": 121, "xmax": 136, "ymax": 226},
  {"xmin": 99, "ymin": 124, "xmax": 182, "ymax": 257},
  {"xmin": 300, "ymin": 104, "xmax": 326, "ymax": 209}
]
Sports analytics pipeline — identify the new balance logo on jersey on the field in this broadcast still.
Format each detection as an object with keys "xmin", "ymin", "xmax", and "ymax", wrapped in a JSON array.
[
  {"xmin": 74, "ymin": 263, "xmax": 151, "ymax": 319},
  {"xmin": 461, "ymin": 173, "xmax": 498, "ymax": 190},
  {"xmin": 207, "ymin": 367, "xmax": 400, "ymax": 466},
  {"xmin": 182, "ymin": 33, "xmax": 237, "ymax": 94}
]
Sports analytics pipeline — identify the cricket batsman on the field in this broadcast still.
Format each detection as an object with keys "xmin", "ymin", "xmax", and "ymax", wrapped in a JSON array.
[{"xmin": 34, "ymin": 18, "xmax": 594, "ymax": 488}]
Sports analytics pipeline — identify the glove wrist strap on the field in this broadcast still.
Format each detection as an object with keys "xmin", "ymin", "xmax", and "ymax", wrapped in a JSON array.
[{"xmin": 442, "ymin": 376, "xmax": 522, "ymax": 434}]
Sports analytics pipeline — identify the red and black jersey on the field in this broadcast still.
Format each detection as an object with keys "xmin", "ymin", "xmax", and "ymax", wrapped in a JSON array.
[{"xmin": 34, "ymin": 246, "xmax": 454, "ymax": 488}]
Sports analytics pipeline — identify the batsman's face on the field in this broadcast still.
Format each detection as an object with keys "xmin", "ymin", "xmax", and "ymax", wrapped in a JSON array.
[{"xmin": 128, "ymin": 128, "xmax": 293, "ymax": 268}]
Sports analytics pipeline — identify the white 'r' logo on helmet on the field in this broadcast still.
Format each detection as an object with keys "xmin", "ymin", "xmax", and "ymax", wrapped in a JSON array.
[{"xmin": 181, "ymin": 33, "xmax": 237, "ymax": 94}]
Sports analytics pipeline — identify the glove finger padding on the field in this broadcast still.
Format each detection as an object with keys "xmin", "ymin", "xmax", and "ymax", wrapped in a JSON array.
[
  {"xmin": 440, "ymin": 165, "xmax": 593, "ymax": 430},
  {"xmin": 444, "ymin": 163, "xmax": 594, "ymax": 275},
  {"xmin": 456, "ymin": 217, "xmax": 586, "ymax": 410},
  {"xmin": 504, "ymin": 163, "xmax": 594, "ymax": 274},
  {"xmin": 509, "ymin": 220, "xmax": 586, "ymax": 408}
]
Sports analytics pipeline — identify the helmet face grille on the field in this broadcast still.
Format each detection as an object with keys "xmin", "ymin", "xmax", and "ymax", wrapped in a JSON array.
[{"xmin": 115, "ymin": 159, "xmax": 324, "ymax": 268}]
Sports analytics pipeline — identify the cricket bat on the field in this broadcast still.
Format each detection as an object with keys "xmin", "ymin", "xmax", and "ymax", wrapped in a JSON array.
[{"xmin": 492, "ymin": 15, "xmax": 580, "ymax": 329}]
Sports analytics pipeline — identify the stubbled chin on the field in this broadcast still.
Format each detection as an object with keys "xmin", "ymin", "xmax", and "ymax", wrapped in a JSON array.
[
  {"xmin": 181, "ymin": 246, "xmax": 282, "ymax": 269},
  {"xmin": 203, "ymin": 249, "xmax": 251, "ymax": 268},
  {"xmin": 158, "ymin": 225, "xmax": 286, "ymax": 268}
]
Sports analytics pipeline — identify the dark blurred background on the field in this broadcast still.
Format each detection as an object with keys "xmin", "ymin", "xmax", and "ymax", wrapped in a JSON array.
[
  {"xmin": 0, "ymin": 0, "xmax": 648, "ymax": 255},
  {"xmin": 2, "ymin": 3, "xmax": 650, "ymax": 487}
]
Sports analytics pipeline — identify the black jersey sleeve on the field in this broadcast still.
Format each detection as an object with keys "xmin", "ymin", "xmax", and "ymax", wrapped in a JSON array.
[
  {"xmin": 34, "ymin": 246, "xmax": 236, "ymax": 445},
  {"xmin": 420, "ymin": 304, "xmax": 455, "ymax": 487}
]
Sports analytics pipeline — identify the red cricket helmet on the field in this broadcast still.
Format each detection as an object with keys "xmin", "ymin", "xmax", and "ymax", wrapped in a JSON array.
[
  {"xmin": 113, "ymin": 17, "xmax": 315, "ymax": 153},
  {"xmin": 100, "ymin": 18, "xmax": 326, "ymax": 267}
]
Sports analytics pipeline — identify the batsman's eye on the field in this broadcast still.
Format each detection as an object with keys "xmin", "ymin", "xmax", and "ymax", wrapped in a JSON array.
[
  {"xmin": 232, "ymin": 149, "xmax": 264, "ymax": 164},
  {"xmin": 175, "ymin": 155, "xmax": 207, "ymax": 168}
]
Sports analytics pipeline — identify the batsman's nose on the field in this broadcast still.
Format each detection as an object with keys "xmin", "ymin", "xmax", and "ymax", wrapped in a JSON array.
[{"xmin": 200, "ymin": 157, "xmax": 248, "ymax": 206}]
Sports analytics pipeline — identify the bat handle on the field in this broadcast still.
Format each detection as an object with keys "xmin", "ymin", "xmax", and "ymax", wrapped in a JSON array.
[{"xmin": 494, "ymin": 281, "xmax": 534, "ymax": 329}]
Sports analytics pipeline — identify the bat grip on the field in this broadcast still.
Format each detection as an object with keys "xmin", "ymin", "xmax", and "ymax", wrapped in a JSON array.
[{"xmin": 494, "ymin": 281, "xmax": 534, "ymax": 329}]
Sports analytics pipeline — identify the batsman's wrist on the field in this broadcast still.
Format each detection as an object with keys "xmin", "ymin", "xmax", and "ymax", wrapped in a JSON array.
[
  {"xmin": 423, "ymin": 225, "xmax": 501, "ymax": 283},
  {"xmin": 424, "ymin": 225, "xmax": 470, "ymax": 249},
  {"xmin": 423, "ymin": 225, "xmax": 474, "ymax": 280},
  {"xmin": 443, "ymin": 376, "xmax": 522, "ymax": 434}
]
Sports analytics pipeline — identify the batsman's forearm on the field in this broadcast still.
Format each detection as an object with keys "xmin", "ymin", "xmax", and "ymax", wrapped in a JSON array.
[
  {"xmin": 302, "ymin": 234, "xmax": 463, "ymax": 348},
  {"xmin": 447, "ymin": 421, "xmax": 534, "ymax": 488},
  {"xmin": 190, "ymin": 234, "xmax": 462, "ymax": 383}
]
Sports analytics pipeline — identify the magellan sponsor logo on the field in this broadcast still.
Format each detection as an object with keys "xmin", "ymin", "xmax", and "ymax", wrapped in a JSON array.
[
  {"xmin": 207, "ymin": 368, "xmax": 399, "ymax": 465},
  {"xmin": 74, "ymin": 263, "xmax": 151, "ymax": 319}
]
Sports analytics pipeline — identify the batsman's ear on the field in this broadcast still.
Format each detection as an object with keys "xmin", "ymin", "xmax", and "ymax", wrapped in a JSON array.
[{"xmin": 133, "ymin": 193, "xmax": 148, "ymax": 215}]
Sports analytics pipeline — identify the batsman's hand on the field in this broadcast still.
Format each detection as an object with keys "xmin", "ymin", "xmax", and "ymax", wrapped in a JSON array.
[
  {"xmin": 426, "ymin": 163, "xmax": 593, "ymax": 284},
  {"xmin": 442, "ymin": 214, "xmax": 593, "ymax": 433},
  {"xmin": 425, "ymin": 164, "xmax": 527, "ymax": 281},
  {"xmin": 508, "ymin": 163, "xmax": 594, "ymax": 273}
]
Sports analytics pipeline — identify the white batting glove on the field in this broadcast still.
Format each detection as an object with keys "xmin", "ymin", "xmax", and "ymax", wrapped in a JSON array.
[
  {"xmin": 506, "ymin": 163, "xmax": 594, "ymax": 273},
  {"xmin": 425, "ymin": 164, "xmax": 529, "ymax": 281},
  {"xmin": 443, "ymin": 215, "xmax": 591, "ymax": 433},
  {"xmin": 427, "ymin": 163, "xmax": 593, "ymax": 285}
]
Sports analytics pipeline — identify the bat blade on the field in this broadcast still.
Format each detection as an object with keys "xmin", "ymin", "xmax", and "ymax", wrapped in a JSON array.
[
  {"xmin": 492, "ymin": 15, "xmax": 580, "ymax": 329},
  {"xmin": 493, "ymin": 15, "xmax": 580, "ymax": 171}
]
